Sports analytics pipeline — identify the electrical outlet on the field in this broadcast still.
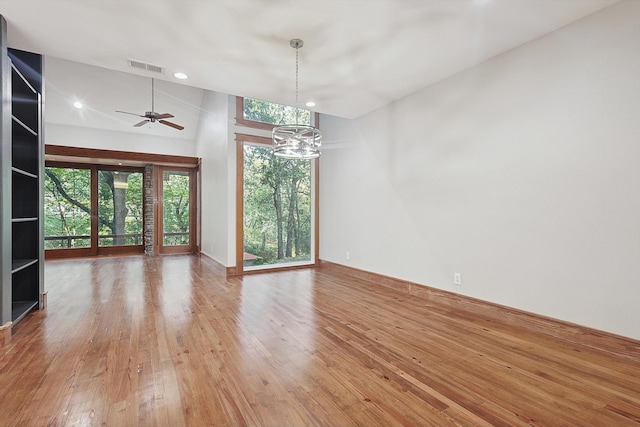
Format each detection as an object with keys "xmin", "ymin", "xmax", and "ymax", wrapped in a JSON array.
[
  {"xmin": 346, "ymin": 251, "xmax": 350, "ymax": 261},
  {"xmin": 454, "ymin": 273, "xmax": 462, "ymax": 285}
]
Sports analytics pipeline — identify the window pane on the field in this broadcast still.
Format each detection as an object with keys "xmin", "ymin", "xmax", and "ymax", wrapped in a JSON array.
[
  {"xmin": 162, "ymin": 170, "xmax": 190, "ymax": 246},
  {"xmin": 44, "ymin": 167, "xmax": 91, "ymax": 249},
  {"xmin": 243, "ymin": 144, "xmax": 312, "ymax": 267},
  {"xmin": 98, "ymin": 170, "xmax": 143, "ymax": 246},
  {"xmin": 243, "ymin": 97, "xmax": 311, "ymax": 126}
]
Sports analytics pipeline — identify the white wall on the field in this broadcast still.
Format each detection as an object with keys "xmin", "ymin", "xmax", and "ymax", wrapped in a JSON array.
[
  {"xmin": 320, "ymin": 0, "xmax": 640, "ymax": 340},
  {"xmin": 46, "ymin": 123, "xmax": 197, "ymax": 157},
  {"xmin": 196, "ymin": 95, "xmax": 279, "ymax": 268},
  {"xmin": 195, "ymin": 91, "xmax": 233, "ymax": 265}
]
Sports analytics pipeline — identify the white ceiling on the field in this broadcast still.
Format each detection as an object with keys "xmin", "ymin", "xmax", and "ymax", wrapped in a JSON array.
[
  {"xmin": 44, "ymin": 57, "xmax": 206, "ymax": 141},
  {"xmin": 1, "ymin": 0, "xmax": 619, "ymax": 124}
]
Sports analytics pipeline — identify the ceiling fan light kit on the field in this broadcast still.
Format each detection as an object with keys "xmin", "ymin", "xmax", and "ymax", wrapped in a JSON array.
[
  {"xmin": 272, "ymin": 38, "xmax": 322, "ymax": 160},
  {"xmin": 116, "ymin": 78, "xmax": 184, "ymax": 130}
]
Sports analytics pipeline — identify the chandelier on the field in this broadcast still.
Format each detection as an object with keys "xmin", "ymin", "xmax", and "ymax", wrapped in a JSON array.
[{"xmin": 272, "ymin": 39, "xmax": 322, "ymax": 159}]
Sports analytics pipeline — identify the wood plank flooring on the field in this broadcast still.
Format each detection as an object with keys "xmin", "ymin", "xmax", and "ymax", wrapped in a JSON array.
[{"xmin": 1, "ymin": 255, "xmax": 639, "ymax": 426}]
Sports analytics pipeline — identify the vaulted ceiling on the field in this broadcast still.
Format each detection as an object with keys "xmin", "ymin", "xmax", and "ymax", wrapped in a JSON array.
[{"xmin": 1, "ymin": 0, "xmax": 619, "ymax": 131}]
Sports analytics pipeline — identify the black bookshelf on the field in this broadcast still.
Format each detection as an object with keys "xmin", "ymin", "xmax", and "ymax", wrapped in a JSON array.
[
  {"xmin": 0, "ymin": 17, "xmax": 44, "ymax": 329},
  {"xmin": 9, "ymin": 48, "xmax": 43, "ymax": 323}
]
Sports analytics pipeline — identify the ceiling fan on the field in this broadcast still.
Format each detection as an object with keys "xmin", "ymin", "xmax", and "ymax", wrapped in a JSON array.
[{"xmin": 116, "ymin": 78, "xmax": 184, "ymax": 130}]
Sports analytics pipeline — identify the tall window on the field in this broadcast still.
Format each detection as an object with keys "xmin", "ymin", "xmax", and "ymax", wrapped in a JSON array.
[
  {"xmin": 235, "ymin": 97, "xmax": 319, "ymax": 273},
  {"xmin": 243, "ymin": 143, "xmax": 312, "ymax": 267}
]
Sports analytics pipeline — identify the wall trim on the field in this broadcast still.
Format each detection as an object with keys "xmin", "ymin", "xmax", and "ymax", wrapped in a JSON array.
[
  {"xmin": 318, "ymin": 260, "xmax": 640, "ymax": 361},
  {"xmin": 199, "ymin": 252, "xmax": 235, "ymax": 276},
  {"xmin": 0, "ymin": 321, "xmax": 11, "ymax": 346},
  {"xmin": 198, "ymin": 251, "xmax": 316, "ymax": 277},
  {"xmin": 45, "ymin": 144, "xmax": 199, "ymax": 167}
]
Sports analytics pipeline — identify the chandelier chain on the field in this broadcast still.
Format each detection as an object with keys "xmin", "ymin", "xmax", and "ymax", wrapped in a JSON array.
[
  {"xmin": 272, "ymin": 38, "xmax": 321, "ymax": 159},
  {"xmin": 295, "ymin": 43, "xmax": 299, "ymax": 124}
]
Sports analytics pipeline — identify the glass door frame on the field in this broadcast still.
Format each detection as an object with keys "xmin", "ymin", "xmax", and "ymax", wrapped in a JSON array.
[
  {"xmin": 96, "ymin": 165, "xmax": 145, "ymax": 256},
  {"xmin": 44, "ymin": 161, "xmax": 145, "ymax": 259},
  {"xmin": 235, "ymin": 133, "xmax": 319, "ymax": 275},
  {"xmin": 155, "ymin": 165, "xmax": 198, "ymax": 255}
]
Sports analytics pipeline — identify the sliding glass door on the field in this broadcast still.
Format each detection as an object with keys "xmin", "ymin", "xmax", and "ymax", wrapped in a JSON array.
[
  {"xmin": 98, "ymin": 170, "xmax": 144, "ymax": 247},
  {"xmin": 44, "ymin": 163, "xmax": 145, "ymax": 257},
  {"xmin": 157, "ymin": 167, "xmax": 196, "ymax": 254}
]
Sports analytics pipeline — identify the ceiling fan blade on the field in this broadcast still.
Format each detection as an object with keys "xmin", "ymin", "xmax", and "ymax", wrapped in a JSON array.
[
  {"xmin": 134, "ymin": 120, "xmax": 150, "ymax": 127},
  {"xmin": 116, "ymin": 110, "xmax": 145, "ymax": 117},
  {"xmin": 156, "ymin": 113, "xmax": 174, "ymax": 119},
  {"xmin": 159, "ymin": 120, "xmax": 184, "ymax": 130}
]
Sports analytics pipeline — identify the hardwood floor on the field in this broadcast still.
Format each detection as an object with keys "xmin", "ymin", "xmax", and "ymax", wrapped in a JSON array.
[{"xmin": 1, "ymin": 255, "xmax": 639, "ymax": 426}]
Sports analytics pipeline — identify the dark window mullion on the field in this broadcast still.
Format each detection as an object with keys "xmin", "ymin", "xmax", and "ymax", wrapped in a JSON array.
[{"xmin": 90, "ymin": 166, "xmax": 99, "ymax": 255}]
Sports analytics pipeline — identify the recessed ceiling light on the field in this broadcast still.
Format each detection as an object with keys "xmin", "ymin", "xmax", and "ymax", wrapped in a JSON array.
[
  {"xmin": 73, "ymin": 101, "xmax": 83, "ymax": 109},
  {"xmin": 174, "ymin": 72, "xmax": 188, "ymax": 80},
  {"xmin": 305, "ymin": 101, "xmax": 316, "ymax": 107}
]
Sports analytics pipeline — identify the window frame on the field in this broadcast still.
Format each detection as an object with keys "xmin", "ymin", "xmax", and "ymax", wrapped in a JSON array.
[
  {"xmin": 43, "ymin": 162, "xmax": 94, "ymax": 258},
  {"xmin": 234, "ymin": 133, "xmax": 319, "ymax": 275},
  {"xmin": 155, "ymin": 165, "xmax": 197, "ymax": 255},
  {"xmin": 44, "ymin": 161, "xmax": 146, "ymax": 258},
  {"xmin": 44, "ymin": 145, "xmax": 201, "ymax": 259},
  {"xmin": 235, "ymin": 96, "xmax": 320, "ymax": 131}
]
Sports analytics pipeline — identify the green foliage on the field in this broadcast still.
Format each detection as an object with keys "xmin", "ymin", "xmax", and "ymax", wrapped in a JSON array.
[
  {"xmin": 243, "ymin": 144, "xmax": 312, "ymax": 266},
  {"xmin": 162, "ymin": 171, "xmax": 190, "ymax": 246},
  {"xmin": 45, "ymin": 167, "xmax": 191, "ymax": 249},
  {"xmin": 44, "ymin": 168, "xmax": 144, "ymax": 248},
  {"xmin": 97, "ymin": 170, "xmax": 143, "ymax": 246},
  {"xmin": 44, "ymin": 168, "xmax": 91, "ymax": 249},
  {"xmin": 243, "ymin": 97, "xmax": 311, "ymax": 126},
  {"xmin": 241, "ymin": 98, "xmax": 314, "ymax": 266}
]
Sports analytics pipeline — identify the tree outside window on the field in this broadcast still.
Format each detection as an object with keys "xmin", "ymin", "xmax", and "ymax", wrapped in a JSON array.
[
  {"xmin": 243, "ymin": 144, "xmax": 312, "ymax": 266},
  {"xmin": 44, "ymin": 167, "xmax": 144, "ymax": 248},
  {"xmin": 243, "ymin": 97, "xmax": 311, "ymax": 126},
  {"xmin": 239, "ymin": 97, "xmax": 315, "ymax": 269}
]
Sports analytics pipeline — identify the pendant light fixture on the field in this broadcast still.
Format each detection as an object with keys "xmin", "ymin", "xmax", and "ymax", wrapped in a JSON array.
[{"xmin": 272, "ymin": 38, "xmax": 322, "ymax": 159}]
